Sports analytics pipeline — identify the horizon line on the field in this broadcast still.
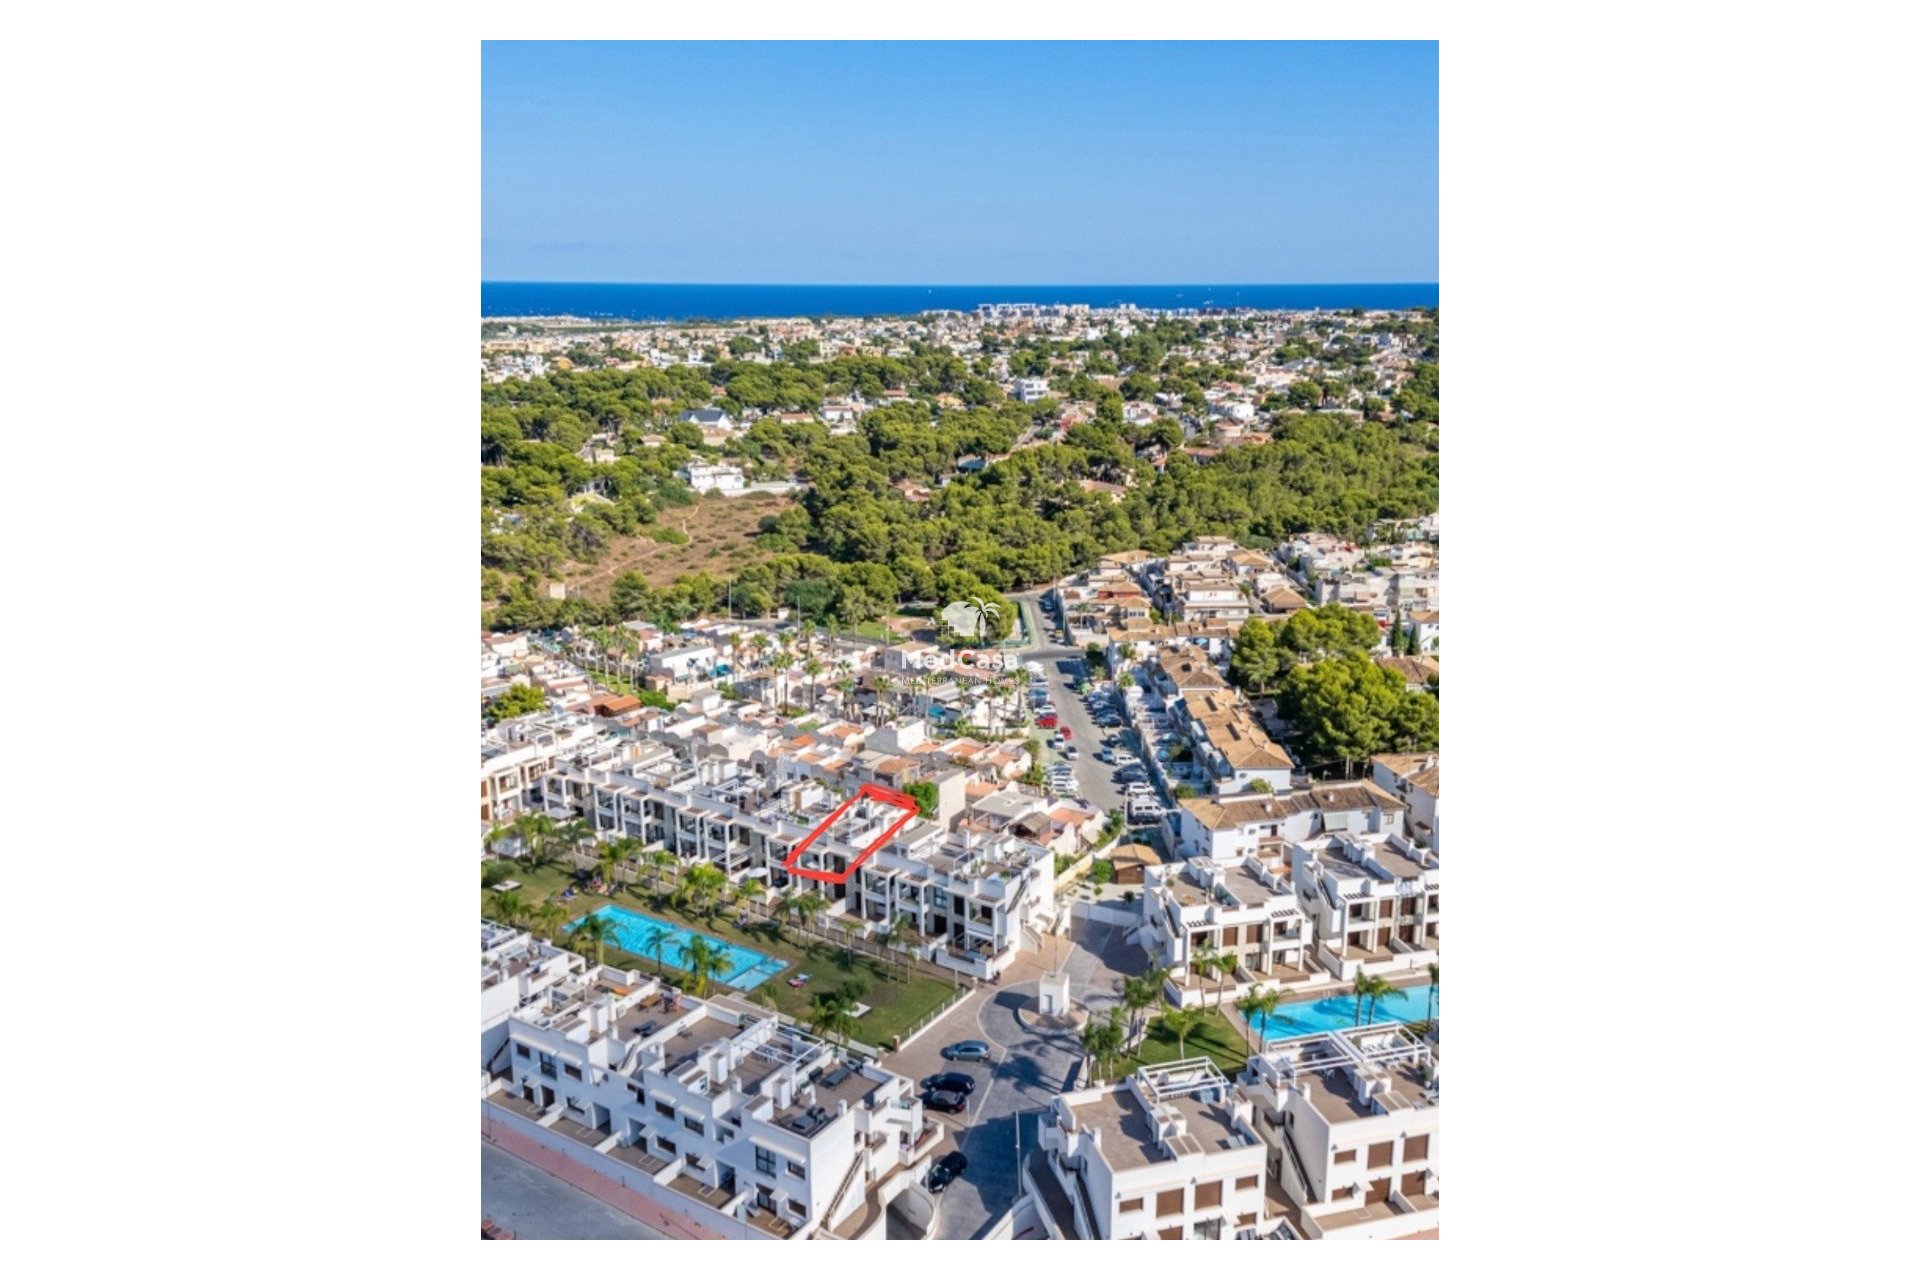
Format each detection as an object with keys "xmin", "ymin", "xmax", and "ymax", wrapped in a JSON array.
[{"xmin": 483, "ymin": 279, "xmax": 1438, "ymax": 289}]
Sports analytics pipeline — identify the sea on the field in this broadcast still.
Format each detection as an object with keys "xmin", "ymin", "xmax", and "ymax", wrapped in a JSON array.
[{"xmin": 480, "ymin": 281, "xmax": 1438, "ymax": 323}]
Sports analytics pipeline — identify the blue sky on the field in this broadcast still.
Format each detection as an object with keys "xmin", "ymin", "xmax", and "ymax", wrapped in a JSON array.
[{"xmin": 483, "ymin": 42, "xmax": 1437, "ymax": 284}]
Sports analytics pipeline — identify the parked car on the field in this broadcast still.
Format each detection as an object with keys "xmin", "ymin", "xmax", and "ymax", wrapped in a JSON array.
[
  {"xmin": 927, "ymin": 1151, "xmax": 969, "ymax": 1194},
  {"xmin": 1064, "ymin": 745, "xmax": 1080, "ymax": 760},
  {"xmin": 1048, "ymin": 734, "xmax": 1065, "ymax": 749},
  {"xmin": 1036, "ymin": 713, "xmax": 1059, "ymax": 729},
  {"xmin": 921, "ymin": 1071, "xmax": 977, "ymax": 1095},
  {"xmin": 1125, "ymin": 782, "xmax": 1153, "ymax": 796},
  {"xmin": 921, "ymin": 1088, "xmax": 968, "ymax": 1114},
  {"xmin": 942, "ymin": 1040, "xmax": 992, "ymax": 1062}
]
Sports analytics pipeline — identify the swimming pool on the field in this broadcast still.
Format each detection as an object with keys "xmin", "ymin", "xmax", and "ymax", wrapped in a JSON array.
[
  {"xmin": 568, "ymin": 905, "xmax": 786, "ymax": 991},
  {"xmin": 1249, "ymin": 984, "xmax": 1437, "ymax": 1042}
]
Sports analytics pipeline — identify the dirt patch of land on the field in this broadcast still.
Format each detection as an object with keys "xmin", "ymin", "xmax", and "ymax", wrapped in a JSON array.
[{"xmin": 560, "ymin": 492, "xmax": 796, "ymax": 602}]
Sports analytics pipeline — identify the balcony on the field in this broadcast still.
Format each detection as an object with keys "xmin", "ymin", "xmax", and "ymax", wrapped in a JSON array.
[
  {"xmin": 550, "ymin": 1115, "xmax": 611, "ymax": 1149},
  {"xmin": 743, "ymin": 1204, "xmax": 800, "ymax": 1239},
  {"xmin": 607, "ymin": 1142, "xmax": 670, "ymax": 1176}
]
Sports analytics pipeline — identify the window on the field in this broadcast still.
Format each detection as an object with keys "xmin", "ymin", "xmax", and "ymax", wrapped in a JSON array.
[
  {"xmin": 514, "ymin": 1044, "xmax": 530, "ymax": 1059},
  {"xmin": 683, "ymin": 1117, "xmax": 704, "ymax": 1137},
  {"xmin": 656, "ymin": 1138, "xmax": 677, "ymax": 1156},
  {"xmin": 1234, "ymin": 1175, "xmax": 1258, "ymax": 1191},
  {"xmin": 1157, "ymin": 1226, "xmax": 1183, "ymax": 1240},
  {"xmin": 627, "ymin": 1082, "xmax": 644, "ymax": 1100},
  {"xmin": 787, "ymin": 1160, "xmax": 806, "ymax": 1179},
  {"xmin": 1404, "ymin": 1133, "xmax": 1429, "ymax": 1161},
  {"xmin": 755, "ymin": 1146, "xmax": 778, "ymax": 1176},
  {"xmin": 718, "ymin": 1128, "xmax": 735, "ymax": 1143},
  {"xmin": 563, "ymin": 1063, "xmax": 583, "ymax": 1080},
  {"xmin": 1331, "ymin": 1185, "xmax": 1355, "ymax": 1202},
  {"xmin": 1334, "ymin": 1148, "xmax": 1356, "ymax": 1164},
  {"xmin": 788, "ymin": 1198, "xmax": 806, "ymax": 1217},
  {"xmin": 538, "ymin": 1052, "xmax": 557, "ymax": 1080},
  {"xmin": 1194, "ymin": 1181, "xmax": 1222, "ymax": 1210},
  {"xmin": 1118, "ymin": 1197, "xmax": 1144, "ymax": 1213},
  {"xmin": 1368, "ymin": 1141, "xmax": 1393, "ymax": 1169},
  {"xmin": 655, "ymin": 1101, "xmax": 676, "ymax": 1120},
  {"xmin": 1155, "ymin": 1188, "xmax": 1184, "ymax": 1218}
]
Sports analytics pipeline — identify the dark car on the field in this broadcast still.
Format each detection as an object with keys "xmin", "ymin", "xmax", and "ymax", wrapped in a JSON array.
[
  {"xmin": 927, "ymin": 1151, "xmax": 969, "ymax": 1193},
  {"xmin": 921, "ymin": 1088, "xmax": 968, "ymax": 1114},
  {"xmin": 941, "ymin": 1040, "xmax": 992, "ymax": 1063},
  {"xmin": 921, "ymin": 1071, "xmax": 977, "ymax": 1095}
]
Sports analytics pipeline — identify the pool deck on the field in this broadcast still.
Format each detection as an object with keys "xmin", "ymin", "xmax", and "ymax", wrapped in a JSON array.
[{"xmin": 579, "ymin": 905, "xmax": 786, "ymax": 991}]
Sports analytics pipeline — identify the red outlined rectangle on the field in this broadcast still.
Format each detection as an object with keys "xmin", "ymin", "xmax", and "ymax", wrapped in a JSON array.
[{"xmin": 782, "ymin": 783, "xmax": 921, "ymax": 885}]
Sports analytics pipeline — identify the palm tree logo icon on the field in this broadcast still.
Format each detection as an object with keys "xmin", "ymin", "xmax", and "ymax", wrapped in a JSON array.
[{"xmin": 940, "ymin": 595, "xmax": 1001, "ymax": 642}]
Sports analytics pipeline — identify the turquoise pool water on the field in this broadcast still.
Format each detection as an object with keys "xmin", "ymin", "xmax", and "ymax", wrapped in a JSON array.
[
  {"xmin": 1250, "ymin": 984, "xmax": 1437, "ymax": 1042},
  {"xmin": 569, "ymin": 905, "xmax": 786, "ymax": 991}
]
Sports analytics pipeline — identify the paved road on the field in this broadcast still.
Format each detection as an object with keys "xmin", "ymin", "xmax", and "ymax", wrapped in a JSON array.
[
  {"xmin": 883, "ymin": 917, "xmax": 1152, "ymax": 1239},
  {"xmin": 1013, "ymin": 592, "xmax": 1130, "ymax": 814},
  {"xmin": 482, "ymin": 1140, "xmax": 666, "ymax": 1240}
]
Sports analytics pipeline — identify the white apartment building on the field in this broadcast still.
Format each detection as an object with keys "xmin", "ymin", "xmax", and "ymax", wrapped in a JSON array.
[
  {"xmin": 1168, "ymin": 783, "xmax": 1409, "ymax": 863},
  {"xmin": 1371, "ymin": 752, "xmax": 1439, "ymax": 851},
  {"xmin": 481, "ymin": 923, "xmax": 586, "ymax": 1070},
  {"xmin": 480, "ymin": 711, "xmax": 624, "ymax": 827},
  {"xmin": 1012, "ymin": 376, "xmax": 1050, "ymax": 402},
  {"xmin": 1178, "ymin": 689, "xmax": 1294, "ymax": 794},
  {"xmin": 1033, "ymin": 1060, "xmax": 1269, "ymax": 1240},
  {"xmin": 1292, "ymin": 830, "xmax": 1439, "ymax": 981},
  {"xmin": 536, "ymin": 731, "xmax": 1055, "ymax": 980},
  {"xmin": 483, "ymin": 969, "xmax": 939, "ymax": 1239},
  {"xmin": 1243, "ymin": 1025, "xmax": 1439, "ymax": 1239},
  {"xmin": 1138, "ymin": 855, "xmax": 1314, "ymax": 1005}
]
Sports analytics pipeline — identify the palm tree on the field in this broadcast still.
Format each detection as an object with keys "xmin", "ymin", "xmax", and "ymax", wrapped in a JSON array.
[
  {"xmin": 738, "ymin": 878, "xmax": 768, "ymax": 916},
  {"xmin": 638, "ymin": 925, "xmax": 671, "ymax": 977},
  {"xmin": 789, "ymin": 892, "xmax": 827, "ymax": 934},
  {"xmin": 533, "ymin": 898, "xmax": 568, "ymax": 943},
  {"xmin": 1236, "ymin": 985, "xmax": 1281, "ymax": 1055},
  {"xmin": 810, "ymin": 990, "xmax": 857, "ymax": 1046},
  {"xmin": 889, "ymin": 919, "xmax": 923, "ymax": 979},
  {"xmin": 557, "ymin": 818, "xmax": 598, "ymax": 873},
  {"xmin": 682, "ymin": 935, "xmax": 724, "ymax": 996},
  {"xmin": 602, "ymin": 835, "xmax": 643, "ymax": 893},
  {"xmin": 1161, "ymin": 1007, "xmax": 1202, "ymax": 1059},
  {"xmin": 1368, "ymin": 977, "xmax": 1405, "ymax": 1026},
  {"xmin": 649, "ymin": 849, "xmax": 679, "ymax": 894},
  {"xmin": 595, "ymin": 842, "xmax": 623, "ymax": 894},
  {"xmin": 487, "ymin": 889, "xmax": 529, "ymax": 928},
  {"xmin": 1192, "ymin": 938, "xmax": 1223, "ymax": 1008},
  {"xmin": 1081, "ymin": 1008, "xmax": 1123, "ymax": 1081},
  {"xmin": 572, "ymin": 912, "xmax": 614, "ymax": 965},
  {"xmin": 1351, "ymin": 973, "xmax": 1400, "ymax": 1026},
  {"xmin": 1425, "ymin": 962, "xmax": 1439, "ymax": 1025},
  {"xmin": 683, "ymin": 863, "xmax": 728, "ymax": 921},
  {"xmin": 1121, "ymin": 976, "xmax": 1158, "ymax": 1047},
  {"xmin": 803, "ymin": 657, "xmax": 824, "ymax": 710},
  {"xmin": 509, "ymin": 812, "xmax": 558, "ymax": 872}
]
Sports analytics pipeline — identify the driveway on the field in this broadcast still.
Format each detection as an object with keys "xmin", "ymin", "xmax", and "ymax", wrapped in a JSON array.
[
  {"xmin": 482, "ymin": 1140, "xmax": 666, "ymax": 1240},
  {"xmin": 882, "ymin": 917, "xmax": 1152, "ymax": 1239}
]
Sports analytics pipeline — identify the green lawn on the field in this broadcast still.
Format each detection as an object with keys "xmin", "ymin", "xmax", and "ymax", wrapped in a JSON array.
[
  {"xmin": 484, "ymin": 864, "xmax": 961, "ymax": 1048},
  {"xmin": 1115, "ymin": 1006, "xmax": 1254, "ymax": 1077}
]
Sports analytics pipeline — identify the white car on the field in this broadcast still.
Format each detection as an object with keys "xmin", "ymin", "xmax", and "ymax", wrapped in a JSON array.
[
  {"xmin": 1124, "ymin": 781, "xmax": 1153, "ymax": 796},
  {"xmin": 1112, "ymin": 751, "xmax": 1139, "ymax": 767}
]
